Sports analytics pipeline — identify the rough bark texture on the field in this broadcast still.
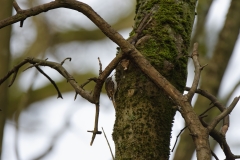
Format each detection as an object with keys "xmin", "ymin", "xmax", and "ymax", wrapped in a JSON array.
[
  {"xmin": 0, "ymin": 0, "xmax": 12, "ymax": 156},
  {"xmin": 113, "ymin": 0, "xmax": 196, "ymax": 159}
]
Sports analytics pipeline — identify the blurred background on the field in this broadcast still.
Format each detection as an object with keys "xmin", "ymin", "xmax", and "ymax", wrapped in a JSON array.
[{"xmin": 0, "ymin": 0, "xmax": 240, "ymax": 159}]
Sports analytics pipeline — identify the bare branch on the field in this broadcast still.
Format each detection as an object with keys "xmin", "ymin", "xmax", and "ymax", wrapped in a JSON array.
[
  {"xmin": 186, "ymin": 87, "xmax": 225, "ymax": 111},
  {"xmin": 74, "ymin": 91, "xmax": 78, "ymax": 101},
  {"xmin": 87, "ymin": 103, "xmax": 102, "ymax": 146},
  {"xmin": 60, "ymin": 57, "xmax": 71, "ymax": 65},
  {"xmin": 34, "ymin": 66, "xmax": 63, "ymax": 99},
  {"xmin": 201, "ymin": 120, "xmax": 235, "ymax": 160},
  {"xmin": 208, "ymin": 96, "xmax": 240, "ymax": 132},
  {"xmin": 1, "ymin": 51, "xmax": 124, "ymax": 145},
  {"xmin": 0, "ymin": 0, "xmax": 141, "ymax": 105},
  {"xmin": 13, "ymin": 0, "xmax": 22, "ymax": 12},
  {"xmin": 0, "ymin": 0, "xmax": 216, "ymax": 154},
  {"xmin": 171, "ymin": 126, "xmax": 188, "ymax": 152},
  {"xmin": 13, "ymin": 1, "xmax": 25, "ymax": 27},
  {"xmin": 187, "ymin": 43, "xmax": 207, "ymax": 102},
  {"xmin": 211, "ymin": 150, "xmax": 219, "ymax": 160},
  {"xmin": 199, "ymin": 105, "xmax": 215, "ymax": 117},
  {"xmin": 26, "ymin": 57, "xmax": 95, "ymax": 102},
  {"xmin": 0, "ymin": 59, "xmax": 28, "ymax": 86},
  {"xmin": 0, "ymin": 0, "xmax": 129, "ymax": 51},
  {"xmin": 224, "ymin": 80, "xmax": 240, "ymax": 104},
  {"xmin": 102, "ymin": 127, "xmax": 115, "ymax": 160},
  {"xmin": 0, "ymin": 57, "xmax": 94, "ymax": 103},
  {"xmin": 80, "ymin": 78, "xmax": 96, "ymax": 89},
  {"xmin": 125, "ymin": 46, "xmax": 212, "ymax": 156},
  {"xmin": 185, "ymin": 87, "xmax": 230, "ymax": 134},
  {"xmin": 98, "ymin": 57, "xmax": 102, "ymax": 75}
]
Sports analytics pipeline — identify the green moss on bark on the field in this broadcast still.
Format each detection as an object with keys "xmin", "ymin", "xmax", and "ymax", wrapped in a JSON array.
[{"xmin": 113, "ymin": 0, "xmax": 196, "ymax": 159}]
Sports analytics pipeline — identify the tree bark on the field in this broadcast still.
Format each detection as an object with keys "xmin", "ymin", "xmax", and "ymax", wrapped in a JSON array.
[{"xmin": 113, "ymin": 0, "xmax": 196, "ymax": 159}]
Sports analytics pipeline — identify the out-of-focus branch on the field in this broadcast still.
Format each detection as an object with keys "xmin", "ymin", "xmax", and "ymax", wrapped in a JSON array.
[
  {"xmin": 31, "ymin": 106, "xmax": 77, "ymax": 160},
  {"xmin": 203, "ymin": 0, "xmax": 240, "ymax": 95},
  {"xmin": 0, "ymin": 0, "xmax": 130, "ymax": 50},
  {"xmin": 224, "ymin": 80, "xmax": 240, "ymax": 104},
  {"xmin": 14, "ymin": 69, "xmax": 39, "ymax": 160},
  {"xmin": 190, "ymin": 0, "xmax": 213, "ymax": 50},
  {"xmin": 0, "ymin": 1, "xmax": 15, "ymax": 157}
]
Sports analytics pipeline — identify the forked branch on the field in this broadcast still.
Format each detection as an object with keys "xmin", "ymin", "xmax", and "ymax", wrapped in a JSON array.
[
  {"xmin": 187, "ymin": 43, "xmax": 208, "ymax": 102},
  {"xmin": 0, "ymin": 56, "xmax": 124, "ymax": 145}
]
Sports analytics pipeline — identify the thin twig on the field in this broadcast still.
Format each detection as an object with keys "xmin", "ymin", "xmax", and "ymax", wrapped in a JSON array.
[
  {"xmin": 74, "ymin": 91, "xmax": 78, "ymax": 101},
  {"xmin": 13, "ymin": 0, "xmax": 22, "ymax": 12},
  {"xmin": 0, "ymin": 59, "xmax": 28, "ymax": 86},
  {"xmin": 13, "ymin": 0, "xmax": 25, "ymax": 27},
  {"xmin": 98, "ymin": 57, "xmax": 102, "ymax": 75},
  {"xmin": 61, "ymin": 57, "xmax": 71, "ymax": 65},
  {"xmin": 26, "ymin": 57, "xmax": 95, "ymax": 102},
  {"xmin": 9, "ymin": 69, "xmax": 19, "ymax": 87},
  {"xmin": 185, "ymin": 87, "xmax": 230, "ymax": 134},
  {"xmin": 102, "ymin": 127, "xmax": 115, "ymax": 160},
  {"xmin": 0, "ymin": 53, "xmax": 123, "ymax": 145},
  {"xmin": 224, "ymin": 80, "xmax": 240, "ymax": 104},
  {"xmin": 171, "ymin": 126, "xmax": 188, "ymax": 152},
  {"xmin": 80, "ymin": 78, "xmax": 96, "ymax": 88},
  {"xmin": 208, "ymin": 96, "xmax": 240, "ymax": 132},
  {"xmin": 185, "ymin": 87, "xmax": 225, "ymax": 111},
  {"xmin": 234, "ymin": 155, "xmax": 240, "ymax": 159},
  {"xmin": 88, "ymin": 103, "xmax": 102, "ymax": 146},
  {"xmin": 35, "ymin": 66, "xmax": 63, "ymax": 99},
  {"xmin": 128, "ymin": 6, "xmax": 156, "ymax": 45},
  {"xmin": 199, "ymin": 105, "xmax": 215, "ymax": 117},
  {"xmin": 211, "ymin": 150, "xmax": 219, "ymax": 160},
  {"xmin": 187, "ymin": 43, "xmax": 202, "ymax": 102},
  {"xmin": 23, "ymin": 58, "xmax": 48, "ymax": 72}
]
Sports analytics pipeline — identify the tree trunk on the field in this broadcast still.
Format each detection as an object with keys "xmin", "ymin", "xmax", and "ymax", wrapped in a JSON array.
[
  {"xmin": 113, "ymin": 0, "xmax": 196, "ymax": 159},
  {"xmin": 0, "ymin": 0, "xmax": 12, "ymax": 156}
]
